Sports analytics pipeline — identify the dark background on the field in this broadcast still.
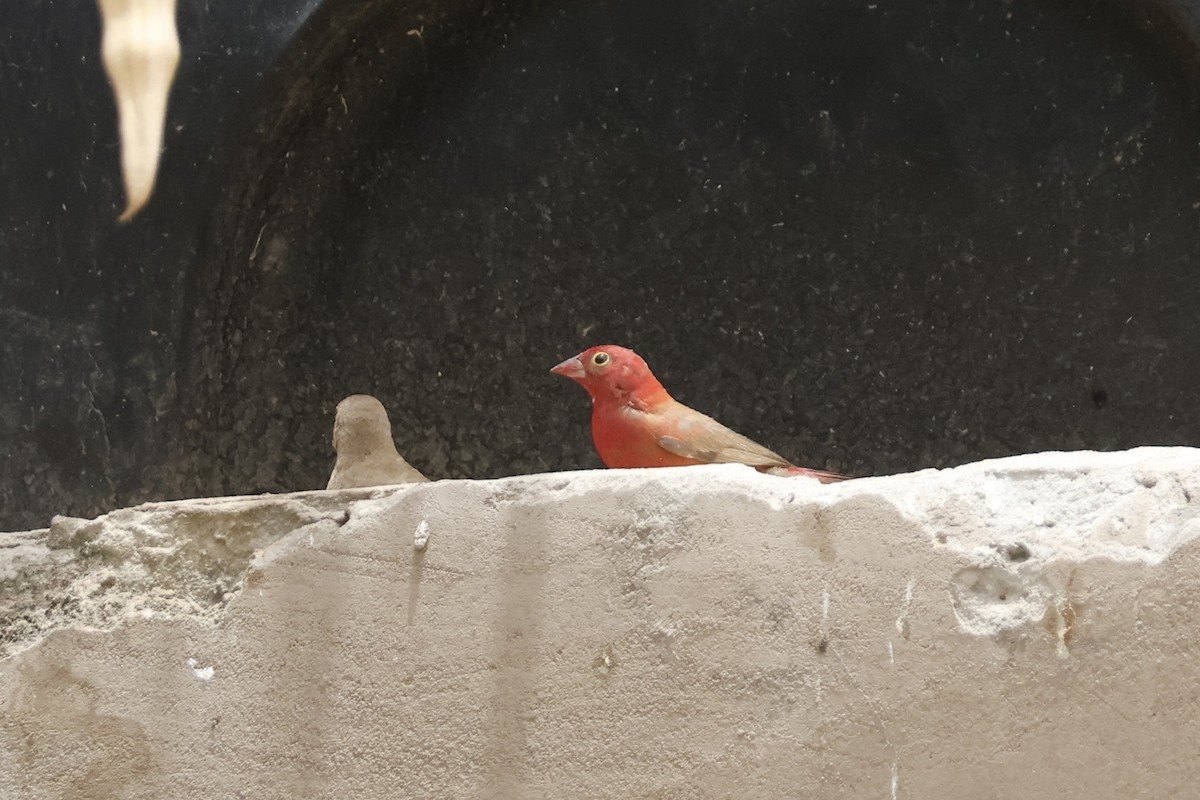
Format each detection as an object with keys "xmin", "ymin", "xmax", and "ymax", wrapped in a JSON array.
[{"xmin": 2, "ymin": 0, "xmax": 1200, "ymax": 531}]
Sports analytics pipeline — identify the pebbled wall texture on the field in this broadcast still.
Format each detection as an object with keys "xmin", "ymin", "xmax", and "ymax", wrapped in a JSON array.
[{"xmin": 2, "ymin": 447, "xmax": 1199, "ymax": 798}]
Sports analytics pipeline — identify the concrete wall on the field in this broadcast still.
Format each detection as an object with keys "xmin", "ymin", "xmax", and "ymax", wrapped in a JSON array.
[{"xmin": 2, "ymin": 448, "xmax": 1199, "ymax": 798}]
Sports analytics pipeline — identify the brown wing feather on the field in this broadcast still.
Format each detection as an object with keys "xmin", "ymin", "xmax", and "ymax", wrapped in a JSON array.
[{"xmin": 656, "ymin": 411, "xmax": 794, "ymax": 469}]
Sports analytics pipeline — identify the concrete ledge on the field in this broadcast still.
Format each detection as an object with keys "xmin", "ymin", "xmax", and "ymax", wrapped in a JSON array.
[{"xmin": 2, "ymin": 447, "xmax": 1199, "ymax": 798}]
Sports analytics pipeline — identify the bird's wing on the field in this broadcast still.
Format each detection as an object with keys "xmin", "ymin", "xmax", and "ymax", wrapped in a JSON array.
[{"xmin": 656, "ymin": 407, "xmax": 794, "ymax": 469}]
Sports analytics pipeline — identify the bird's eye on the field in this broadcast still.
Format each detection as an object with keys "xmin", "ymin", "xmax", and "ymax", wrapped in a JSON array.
[{"xmin": 591, "ymin": 352, "xmax": 611, "ymax": 367}]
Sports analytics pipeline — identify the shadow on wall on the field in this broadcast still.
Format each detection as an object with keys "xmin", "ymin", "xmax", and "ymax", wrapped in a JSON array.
[{"xmin": 2, "ymin": 0, "xmax": 1200, "ymax": 530}]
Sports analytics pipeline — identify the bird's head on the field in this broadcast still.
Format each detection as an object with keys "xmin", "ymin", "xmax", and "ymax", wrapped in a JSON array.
[
  {"xmin": 550, "ymin": 344, "xmax": 666, "ymax": 403},
  {"xmin": 332, "ymin": 394, "xmax": 393, "ymax": 456}
]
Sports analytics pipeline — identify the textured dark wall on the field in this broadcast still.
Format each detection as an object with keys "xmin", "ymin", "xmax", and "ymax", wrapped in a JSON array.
[
  {"xmin": 3, "ymin": 0, "xmax": 1200, "ymax": 530},
  {"xmin": 0, "ymin": 0, "xmax": 337, "ymax": 526}
]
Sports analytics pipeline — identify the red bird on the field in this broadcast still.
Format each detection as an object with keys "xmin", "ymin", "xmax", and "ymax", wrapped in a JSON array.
[{"xmin": 551, "ymin": 345, "xmax": 848, "ymax": 482}]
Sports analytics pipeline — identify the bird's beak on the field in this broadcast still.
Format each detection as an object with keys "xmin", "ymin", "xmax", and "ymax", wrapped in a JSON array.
[{"xmin": 550, "ymin": 354, "xmax": 586, "ymax": 380}]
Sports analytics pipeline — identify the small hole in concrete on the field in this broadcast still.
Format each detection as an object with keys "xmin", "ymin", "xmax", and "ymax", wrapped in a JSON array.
[{"xmin": 996, "ymin": 542, "xmax": 1031, "ymax": 562}]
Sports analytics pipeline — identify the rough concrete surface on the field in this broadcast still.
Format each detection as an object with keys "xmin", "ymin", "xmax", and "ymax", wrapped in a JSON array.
[{"xmin": 2, "ymin": 447, "xmax": 1200, "ymax": 798}]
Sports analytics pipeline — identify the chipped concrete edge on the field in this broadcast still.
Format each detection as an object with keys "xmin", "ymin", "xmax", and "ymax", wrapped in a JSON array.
[{"xmin": 2, "ymin": 446, "xmax": 1199, "ymax": 661}]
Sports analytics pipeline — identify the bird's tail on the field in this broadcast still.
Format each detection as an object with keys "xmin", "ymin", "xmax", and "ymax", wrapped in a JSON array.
[{"xmin": 763, "ymin": 465, "xmax": 852, "ymax": 483}]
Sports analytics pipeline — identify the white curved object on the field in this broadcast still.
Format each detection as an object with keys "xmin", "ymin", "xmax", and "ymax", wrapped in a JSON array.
[{"xmin": 97, "ymin": 0, "xmax": 180, "ymax": 222}]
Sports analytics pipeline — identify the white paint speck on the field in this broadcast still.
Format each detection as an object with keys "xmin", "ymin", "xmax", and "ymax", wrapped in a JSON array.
[
  {"xmin": 186, "ymin": 658, "xmax": 214, "ymax": 682},
  {"xmin": 887, "ymin": 640, "xmax": 894, "ymax": 666},
  {"xmin": 891, "ymin": 762, "xmax": 899, "ymax": 799},
  {"xmin": 414, "ymin": 519, "xmax": 430, "ymax": 551},
  {"xmin": 822, "ymin": 589, "xmax": 831, "ymax": 621}
]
